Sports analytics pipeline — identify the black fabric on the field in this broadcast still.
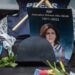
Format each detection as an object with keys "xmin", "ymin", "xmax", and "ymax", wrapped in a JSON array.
[{"xmin": 16, "ymin": 36, "xmax": 56, "ymax": 65}]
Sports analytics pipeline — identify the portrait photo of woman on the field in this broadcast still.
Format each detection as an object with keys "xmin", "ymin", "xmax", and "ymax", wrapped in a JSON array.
[{"xmin": 40, "ymin": 24, "xmax": 65, "ymax": 62}]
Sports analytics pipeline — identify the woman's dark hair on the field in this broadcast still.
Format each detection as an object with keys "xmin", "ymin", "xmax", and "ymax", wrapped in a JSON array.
[{"xmin": 40, "ymin": 24, "xmax": 60, "ymax": 44}]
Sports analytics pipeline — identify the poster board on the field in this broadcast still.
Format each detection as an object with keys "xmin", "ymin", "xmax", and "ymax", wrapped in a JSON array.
[{"xmin": 27, "ymin": 8, "xmax": 74, "ymax": 62}]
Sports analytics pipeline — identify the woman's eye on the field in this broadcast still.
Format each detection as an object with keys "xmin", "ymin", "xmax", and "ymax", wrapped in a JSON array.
[
  {"xmin": 46, "ymin": 32, "xmax": 55, "ymax": 35},
  {"xmin": 51, "ymin": 32, "xmax": 55, "ymax": 34},
  {"xmin": 46, "ymin": 33, "xmax": 50, "ymax": 35}
]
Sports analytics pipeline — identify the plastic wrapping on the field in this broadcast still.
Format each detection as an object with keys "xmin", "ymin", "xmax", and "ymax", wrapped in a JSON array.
[{"xmin": 0, "ymin": 21, "xmax": 16, "ymax": 56}]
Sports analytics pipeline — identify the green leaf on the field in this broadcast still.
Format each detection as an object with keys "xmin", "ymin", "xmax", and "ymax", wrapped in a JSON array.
[
  {"xmin": 9, "ymin": 53, "xmax": 13, "ymax": 58},
  {"xmin": 1, "ymin": 57, "xmax": 9, "ymax": 63},
  {"xmin": 8, "ymin": 56, "xmax": 16, "ymax": 62},
  {"xmin": 0, "ymin": 62, "xmax": 9, "ymax": 67},
  {"xmin": 0, "ymin": 54, "xmax": 18, "ymax": 67},
  {"xmin": 9, "ymin": 62, "xmax": 18, "ymax": 68}
]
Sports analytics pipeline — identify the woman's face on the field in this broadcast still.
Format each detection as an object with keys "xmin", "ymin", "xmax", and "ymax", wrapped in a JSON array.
[{"xmin": 45, "ymin": 28, "xmax": 56, "ymax": 44}]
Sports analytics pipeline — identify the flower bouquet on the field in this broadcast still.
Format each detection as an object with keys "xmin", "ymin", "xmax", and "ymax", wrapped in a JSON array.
[{"xmin": 34, "ymin": 60, "xmax": 69, "ymax": 75}]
